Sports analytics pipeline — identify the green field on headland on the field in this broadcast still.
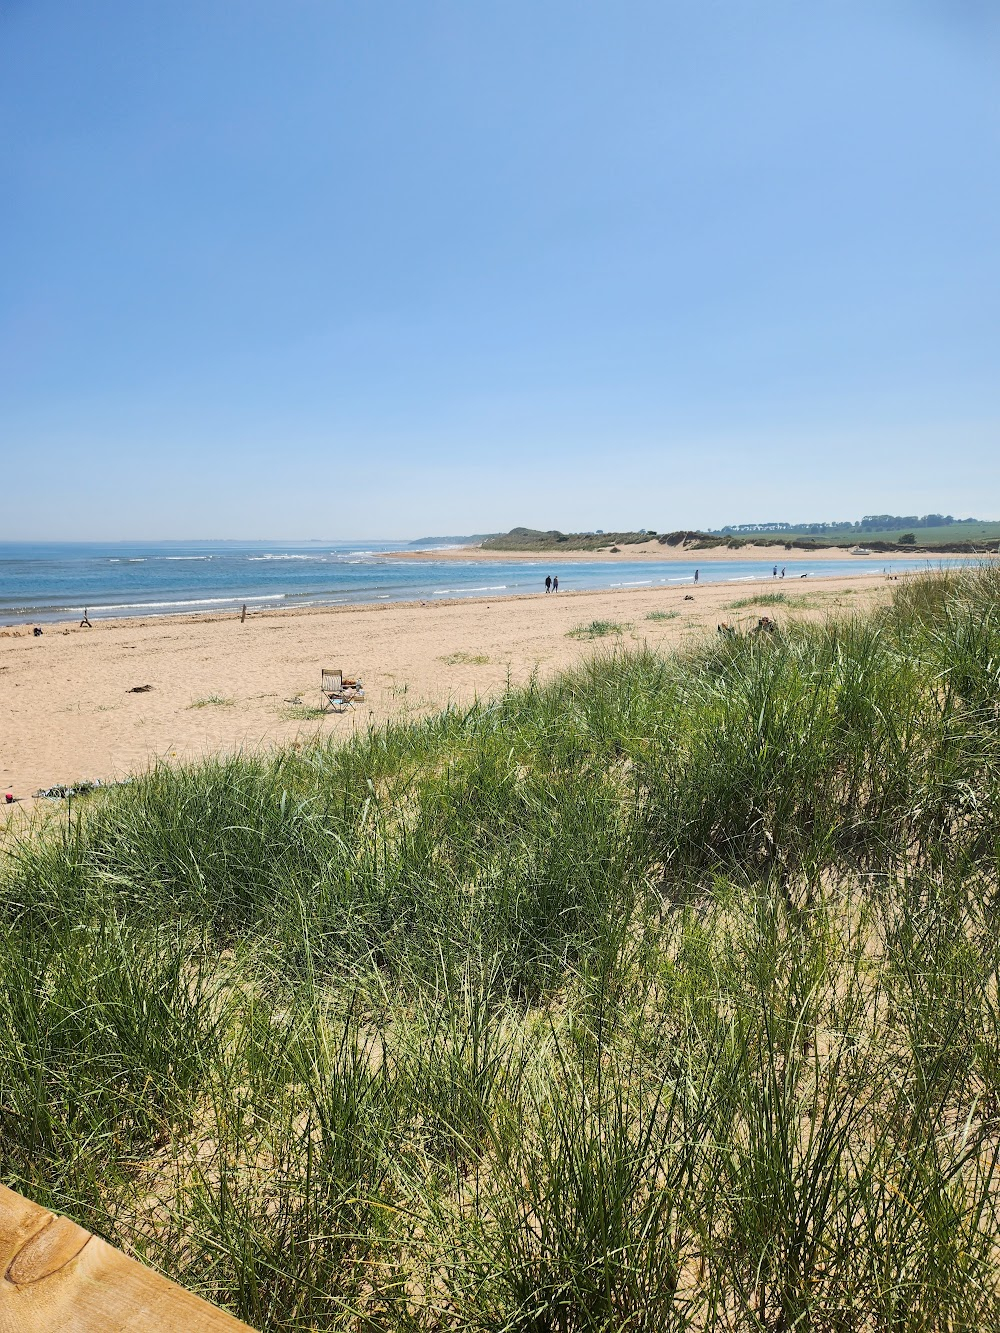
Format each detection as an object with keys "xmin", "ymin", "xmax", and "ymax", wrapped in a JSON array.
[
  {"xmin": 4, "ymin": 569, "xmax": 1000, "ymax": 1329},
  {"xmin": 712, "ymin": 519, "xmax": 1000, "ymax": 551}
]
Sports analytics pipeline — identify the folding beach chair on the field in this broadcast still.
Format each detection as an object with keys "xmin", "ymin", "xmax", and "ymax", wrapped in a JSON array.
[
  {"xmin": 321, "ymin": 667, "xmax": 349, "ymax": 713},
  {"xmin": 321, "ymin": 667, "xmax": 366, "ymax": 712}
]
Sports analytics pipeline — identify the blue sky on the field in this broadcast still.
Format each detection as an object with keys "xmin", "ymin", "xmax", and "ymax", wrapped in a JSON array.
[{"xmin": 2, "ymin": 1, "xmax": 998, "ymax": 539}]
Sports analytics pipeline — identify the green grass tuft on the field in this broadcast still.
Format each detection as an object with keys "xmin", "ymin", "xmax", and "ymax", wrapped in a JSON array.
[
  {"xmin": 439, "ymin": 651, "xmax": 491, "ymax": 665},
  {"xmin": 187, "ymin": 695, "xmax": 236, "ymax": 709},
  {"xmin": 567, "ymin": 619, "xmax": 630, "ymax": 639},
  {"xmin": 724, "ymin": 590, "xmax": 817, "ymax": 609},
  {"xmin": 280, "ymin": 703, "xmax": 331, "ymax": 720}
]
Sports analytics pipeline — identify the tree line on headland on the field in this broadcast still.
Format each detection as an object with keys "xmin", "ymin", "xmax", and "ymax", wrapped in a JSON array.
[{"xmin": 714, "ymin": 514, "xmax": 984, "ymax": 535}]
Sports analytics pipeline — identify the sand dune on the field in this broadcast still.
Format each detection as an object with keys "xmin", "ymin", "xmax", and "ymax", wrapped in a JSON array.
[{"xmin": 390, "ymin": 540, "xmax": 967, "ymax": 562}]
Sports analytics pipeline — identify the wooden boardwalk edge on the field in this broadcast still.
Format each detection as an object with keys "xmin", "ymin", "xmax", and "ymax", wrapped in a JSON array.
[{"xmin": 0, "ymin": 1184, "xmax": 255, "ymax": 1332}]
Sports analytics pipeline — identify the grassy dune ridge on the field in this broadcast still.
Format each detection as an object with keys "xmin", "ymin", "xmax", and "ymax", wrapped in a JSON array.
[
  {"xmin": 3, "ymin": 569, "xmax": 1000, "ymax": 1329},
  {"xmin": 477, "ymin": 522, "xmax": 1000, "ymax": 553}
]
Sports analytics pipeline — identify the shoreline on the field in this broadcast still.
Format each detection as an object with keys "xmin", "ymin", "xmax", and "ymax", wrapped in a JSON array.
[
  {"xmin": 1, "ymin": 571, "xmax": 894, "ymax": 813},
  {"xmin": 3, "ymin": 565, "xmax": 899, "ymax": 637},
  {"xmin": 2, "ymin": 554, "xmax": 963, "ymax": 634}
]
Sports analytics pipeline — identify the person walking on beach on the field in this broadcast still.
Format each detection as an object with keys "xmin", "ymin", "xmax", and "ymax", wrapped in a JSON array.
[
  {"xmin": 552, "ymin": 576, "xmax": 559, "ymax": 592},
  {"xmin": 545, "ymin": 575, "xmax": 551, "ymax": 594},
  {"xmin": 694, "ymin": 568, "xmax": 699, "ymax": 583},
  {"xmin": 781, "ymin": 566, "xmax": 785, "ymax": 578},
  {"xmin": 773, "ymin": 564, "xmax": 778, "ymax": 578}
]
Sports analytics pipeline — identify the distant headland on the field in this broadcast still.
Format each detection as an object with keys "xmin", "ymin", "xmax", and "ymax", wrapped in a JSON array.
[{"xmin": 412, "ymin": 515, "xmax": 1000, "ymax": 557}]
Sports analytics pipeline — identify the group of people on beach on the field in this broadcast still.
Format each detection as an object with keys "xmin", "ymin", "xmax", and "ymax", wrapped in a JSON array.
[{"xmin": 544, "ymin": 562, "xmax": 791, "ymax": 596}]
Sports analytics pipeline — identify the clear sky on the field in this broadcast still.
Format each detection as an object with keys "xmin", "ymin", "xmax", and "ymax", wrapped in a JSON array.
[{"xmin": 2, "ymin": 1, "xmax": 998, "ymax": 539}]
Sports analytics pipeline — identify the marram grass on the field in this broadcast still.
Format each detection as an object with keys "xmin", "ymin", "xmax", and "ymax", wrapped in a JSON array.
[{"xmin": 3, "ymin": 567, "xmax": 1000, "ymax": 1329}]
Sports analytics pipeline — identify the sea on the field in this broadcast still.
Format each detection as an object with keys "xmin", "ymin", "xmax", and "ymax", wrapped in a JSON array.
[{"xmin": 0, "ymin": 540, "xmax": 974, "ymax": 626}]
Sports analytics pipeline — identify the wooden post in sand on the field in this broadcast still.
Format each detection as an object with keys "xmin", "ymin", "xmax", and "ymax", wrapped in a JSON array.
[
  {"xmin": 240, "ymin": 603, "xmax": 246, "ymax": 623},
  {"xmin": 0, "ymin": 1184, "xmax": 255, "ymax": 1331}
]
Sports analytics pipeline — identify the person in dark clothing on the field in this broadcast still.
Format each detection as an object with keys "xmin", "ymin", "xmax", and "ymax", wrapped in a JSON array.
[
  {"xmin": 694, "ymin": 569, "xmax": 699, "ymax": 583},
  {"xmin": 552, "ymin": 576, "xmax": 559, "ymax": 592},
  {"xmin": 545, "ymin": 576, "xmax": 552, "ymax": 593},
  {"xmin": 773, "ymin": 565, "xmax": 778, "ymax": 577}
]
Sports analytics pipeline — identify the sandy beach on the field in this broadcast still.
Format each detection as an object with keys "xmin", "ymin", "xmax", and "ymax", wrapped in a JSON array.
[
  {"xmin": 392, "ymin": 540, "xmax": 981, "ymax": 563},
  {"xmin": 0, "ymin": 572, "xmax": 896, "ymax": 817}
]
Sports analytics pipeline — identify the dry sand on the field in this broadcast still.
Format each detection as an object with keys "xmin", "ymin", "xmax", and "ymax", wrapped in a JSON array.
[
  {"xmin": 1, "ymin": 573, "xmax": 892, "ymax": 819},
  {"xmin": 392, "ymin": 541, "xmax": 970, "ymax": 563}
]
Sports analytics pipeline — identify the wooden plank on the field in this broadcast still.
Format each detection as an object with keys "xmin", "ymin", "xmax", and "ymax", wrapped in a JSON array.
[{"xmin": 0, "ymin": 1184, "xmax": 254, "ymax": 1332}]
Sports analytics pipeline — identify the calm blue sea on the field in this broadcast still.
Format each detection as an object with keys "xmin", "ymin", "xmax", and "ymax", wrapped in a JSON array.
[{"xmin": 0, "ymin": 541, "xmax": 973, "ymax": 625}]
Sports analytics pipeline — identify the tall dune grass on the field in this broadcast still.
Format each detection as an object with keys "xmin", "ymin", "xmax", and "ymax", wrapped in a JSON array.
[{"xmin": 3, "ymin": 567, "xmax": 1000, "ymax": 1328}]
